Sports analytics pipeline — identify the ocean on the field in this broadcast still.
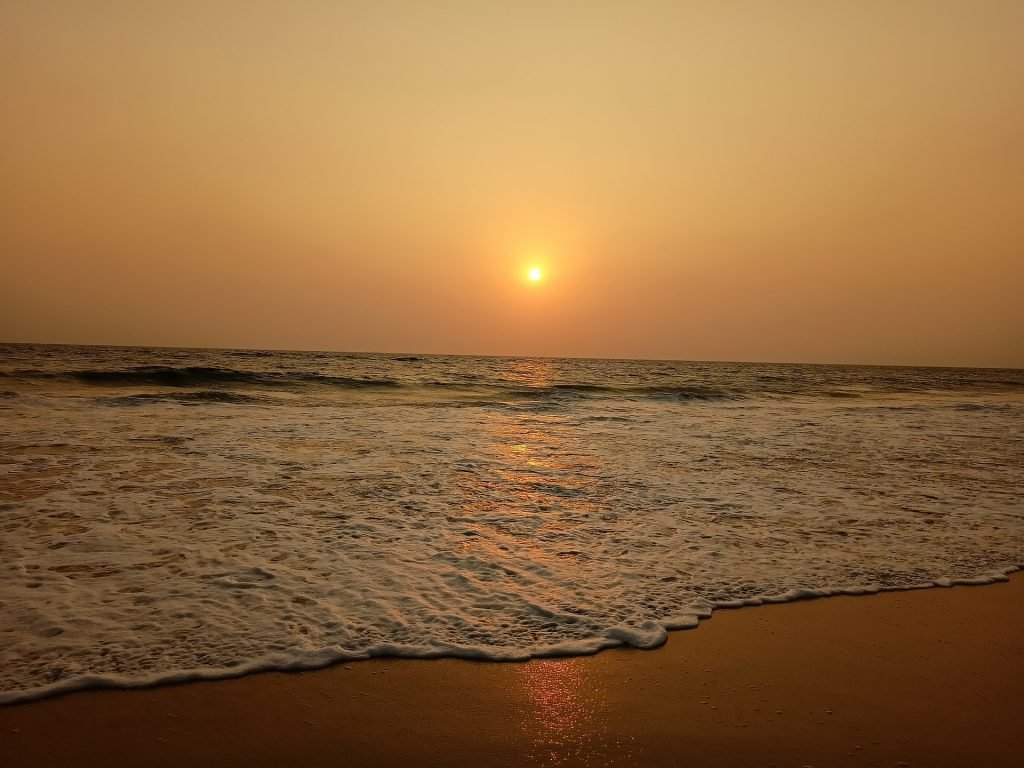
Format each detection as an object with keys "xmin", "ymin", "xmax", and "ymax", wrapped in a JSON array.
[{"xmin": 1, "ymin": 343, "xmax": 1022, "ymax": 704}]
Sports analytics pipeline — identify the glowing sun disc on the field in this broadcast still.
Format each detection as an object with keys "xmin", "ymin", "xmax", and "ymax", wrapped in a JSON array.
[{"xmin": 528, "ymin": 267, "xmax": 543, "ymax": 282}]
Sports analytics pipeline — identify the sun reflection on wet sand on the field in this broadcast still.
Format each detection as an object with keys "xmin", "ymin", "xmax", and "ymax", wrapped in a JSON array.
[
  {"xmin": 515, "ymin": 658, "xmax": 638, "ymax": 766},
  {"xmin": 518, "ymin": 660, "xmax": 596, "ymax": 764}
]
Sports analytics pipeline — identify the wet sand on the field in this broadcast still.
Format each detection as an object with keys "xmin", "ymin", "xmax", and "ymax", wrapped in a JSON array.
[{"xmin": 2, "ymin": 577, "xmax": 1021, "ymax": 767}]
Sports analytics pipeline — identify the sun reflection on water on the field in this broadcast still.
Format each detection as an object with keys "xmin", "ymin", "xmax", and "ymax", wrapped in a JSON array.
[{"xmin": 447, "ymin": 358, "xmax": 637, "ymax": 764}]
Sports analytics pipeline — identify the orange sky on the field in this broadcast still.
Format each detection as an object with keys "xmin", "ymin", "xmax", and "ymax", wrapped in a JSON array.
[{"xmin": 2, "ymin": 1, "xmax": 1022, "ymax": 366}]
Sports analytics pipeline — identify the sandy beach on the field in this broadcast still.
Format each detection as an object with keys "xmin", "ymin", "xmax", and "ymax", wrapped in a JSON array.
[{"xmin": 2, "ymin": 576, "xmax": 1021, "ymax": 768}]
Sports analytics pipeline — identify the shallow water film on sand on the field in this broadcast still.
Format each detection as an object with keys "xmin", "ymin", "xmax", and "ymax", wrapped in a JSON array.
[{"xmin": 1, "ymin": 344, "xmax": 1022, "ymax": 703}]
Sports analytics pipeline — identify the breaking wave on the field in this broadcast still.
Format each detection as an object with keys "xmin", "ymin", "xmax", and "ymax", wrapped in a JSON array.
[
  {"xmin": 9, "ymin": 366, "xmax": 401, "ymax": 390},
  {"xmin": 4, "ymin": 365, "xmax": 741, "ymax": 403}
]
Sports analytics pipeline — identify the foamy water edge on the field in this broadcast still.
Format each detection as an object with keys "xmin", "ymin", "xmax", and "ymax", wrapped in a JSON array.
[{"xmin": 3, "ymin": 567, "xmax": 1018, "ymax": 707}]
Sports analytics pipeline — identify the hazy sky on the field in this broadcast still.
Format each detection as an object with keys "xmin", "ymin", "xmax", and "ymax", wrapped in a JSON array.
[{"xmin": 2, "ymin": 1, "xmax": 1022, "ymax": 366}]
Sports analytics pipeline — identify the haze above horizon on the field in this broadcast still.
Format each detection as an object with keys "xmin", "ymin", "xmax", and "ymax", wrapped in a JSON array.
[{"xmin": 2, "ymin": 1, "xmax": 1022, "ymax": 368}]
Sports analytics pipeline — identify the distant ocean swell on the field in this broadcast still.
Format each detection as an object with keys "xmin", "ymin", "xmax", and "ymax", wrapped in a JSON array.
[
  {"xmin": 1, "ymin": 345, "xmax": 1022, "ymax": 705},
  {"xmin": 4, "ymin": 365, "xmax": 740, "ymax": 403},
  {"xmin": 4, "ymin": 361, "xmax": 1023, "ymax": 403}
]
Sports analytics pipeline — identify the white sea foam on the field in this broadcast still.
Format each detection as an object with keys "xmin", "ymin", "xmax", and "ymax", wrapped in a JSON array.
[{"xmin": 1, "ymin": 349, "xmax": 1022, "ymax": 704}]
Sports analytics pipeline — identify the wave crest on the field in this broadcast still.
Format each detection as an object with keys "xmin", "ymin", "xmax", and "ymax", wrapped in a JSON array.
[
  {"xmin": 110, "ymin": 391, "xmax": 271, "ymax": 406},
  {"xmin": 10, "ymin": 366, "xmax": 401, "ymax": 391}
]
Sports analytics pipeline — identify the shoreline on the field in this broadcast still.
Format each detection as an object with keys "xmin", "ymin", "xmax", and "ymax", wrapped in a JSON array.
[
  {"xmin": 2, "ymin": 576, "xmax": 1022, "ymax": 767},
  {"xmin": 1, "ymin": 569, "xmax": 1019, "ymax": 707}
]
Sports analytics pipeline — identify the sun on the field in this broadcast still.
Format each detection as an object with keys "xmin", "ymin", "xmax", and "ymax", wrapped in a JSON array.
[{"xmin": 528, "ymin": 267, "xmax": 543, "ymax": 282}]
